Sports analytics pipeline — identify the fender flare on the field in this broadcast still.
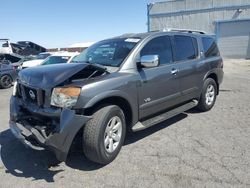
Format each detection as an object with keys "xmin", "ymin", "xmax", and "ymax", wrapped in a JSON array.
[
  {"xmin": 203, "ymin": 69, "xmax": 219, "ymax": 94},
  {"xmin": 203, "ymin": 69, "xmax": 218, "ymax": 82},
  {"xmin": 84, "ymin": 90, "xmax": 138, "ymax": 125}
]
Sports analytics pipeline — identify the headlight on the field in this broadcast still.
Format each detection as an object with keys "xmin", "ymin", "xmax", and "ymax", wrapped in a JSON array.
[
  {"xmin": 50, "ymin": 87, "xmax": 81, "ymax": 108},
  {"xmin": 12, "ymin": 81, "xmax": 18, "ymax": 96},
  {"xmin": 17, "ymin": 65, "xmax": 22, "ymax": 71}
]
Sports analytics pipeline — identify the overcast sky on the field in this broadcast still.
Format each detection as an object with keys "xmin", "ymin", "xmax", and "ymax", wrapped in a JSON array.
[{"xmin": 1, "ymin": 0, "xmax": 156, "ymax": 48}]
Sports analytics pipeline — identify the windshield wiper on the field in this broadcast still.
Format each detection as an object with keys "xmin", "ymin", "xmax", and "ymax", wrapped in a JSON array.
[
  {"xmin": 97, "ymin": 63, "xmax": 116, "ymax": 67},
  {"xmin": 71, "ymin": 60, "xmax": 90, "ymax": 64},
  {"xmin": 72, "ymin": 60, "xmax": 115, "ymax": 68}
]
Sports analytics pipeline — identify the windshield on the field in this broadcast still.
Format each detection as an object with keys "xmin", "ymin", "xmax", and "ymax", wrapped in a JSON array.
[
  {"xmin": 72, "ymin": 38, "xmax": 140, "ymax": 67},
  {"xmin": 42, "ymin": 56, "xmax": 70, "ymax": 65},
  {"xmin": 37, "ymin": 53, "xmax": 50, "ymax": 60}
]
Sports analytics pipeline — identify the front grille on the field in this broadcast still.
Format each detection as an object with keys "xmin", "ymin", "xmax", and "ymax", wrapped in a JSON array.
[
  {"xmin": 23, "ymin": 85, "xmax": 38, "ymax": 103},
  {"xmin": 18, "ymin": 83, "xmax": 45, "ymax": 106}
]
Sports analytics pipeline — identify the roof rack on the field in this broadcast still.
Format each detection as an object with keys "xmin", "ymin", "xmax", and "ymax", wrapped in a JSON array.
[
  {"xmin": 163, "ymin": 28, "xmax": 206, "ymax": 34},
  {"xmin": 118, "ymin": 33, "xmax": 136, "ymax": 37}
]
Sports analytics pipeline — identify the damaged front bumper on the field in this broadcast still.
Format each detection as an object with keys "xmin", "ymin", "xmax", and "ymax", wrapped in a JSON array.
[{"xmin": 9, "ymin": 96, "xmax": 91, "ymax": 161}]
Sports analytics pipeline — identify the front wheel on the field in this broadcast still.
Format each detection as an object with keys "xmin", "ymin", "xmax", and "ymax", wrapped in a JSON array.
[
  {"xmin": 197, "ymin": 78, "xmax": 217, "ymax": 112},
  {"xmin": 83, "ymin": 105, "xmax": 126, "ymax": 164},
  {"xmin": 0, "ymin": 75, "xmax": 12, "ymax": 89}
]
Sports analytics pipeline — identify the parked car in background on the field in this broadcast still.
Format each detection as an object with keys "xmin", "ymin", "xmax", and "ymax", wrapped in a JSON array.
[
  {"xmin": 0, "ymin": 39, "xmax": 47, "ymax": 64},
  {"xmin": 10, "ymin": 55, "xmax": 37, "ymax": 70},
  {"xmin": 0, "ymin": 60, "xmax": 17, "ymax": 88},
  {"xmin": 0, "ymin": 39, "xmax": 23, "ymax": 62},
  {"xmin": 41, "ymin": 52, "xmax": 79, "ymax": 65},
  {"xmin": 17, "ymin": 55, "xmax": 37, "ymax": 64},
  {"xmin": 21, "ymin": 52, "xmax": 52, "ymax": 69}
]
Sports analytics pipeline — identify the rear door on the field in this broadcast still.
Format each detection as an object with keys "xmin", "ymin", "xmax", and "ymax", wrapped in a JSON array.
[
  {"xmin": 172, "ymin": 35, "xmax": 201, "ymax": 102},
  {"xmin": 138, "ymin": 35, "xmax": 181, "ymax": 119}
]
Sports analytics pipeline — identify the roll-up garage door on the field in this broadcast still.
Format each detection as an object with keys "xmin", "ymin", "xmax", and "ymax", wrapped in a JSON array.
[{"xmin": 216, "ymin": 19, "xmax": 250, "ymax": 59}]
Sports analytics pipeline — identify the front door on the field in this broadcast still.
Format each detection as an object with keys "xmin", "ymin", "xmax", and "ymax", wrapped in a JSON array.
[{"xmin": 137, "ymin": 35, "xmax": 181, "ymax": 119}]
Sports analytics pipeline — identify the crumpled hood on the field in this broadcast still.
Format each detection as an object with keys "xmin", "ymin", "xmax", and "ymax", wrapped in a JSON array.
[{"xmin": 19, "ymin": 63, "xmax": 103, "ymax": 89}]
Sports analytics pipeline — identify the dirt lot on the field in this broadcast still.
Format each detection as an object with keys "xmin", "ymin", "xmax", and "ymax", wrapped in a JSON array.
[{"xmin": 0, "ymin": 60, "xmax": 250, "ymax": 188}]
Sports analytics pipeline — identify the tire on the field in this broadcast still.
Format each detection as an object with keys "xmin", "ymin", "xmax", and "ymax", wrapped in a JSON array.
[
  {"xmin": 197, "ymin": 78, "xmax": 217, "ymax": 112},
  {"xmin": 0, "ymin": 75, "xmax": 12, "ymax": 89},
  {"xmin": 83, "ymin": 105, "xmax": 126, "ymax": 164}
]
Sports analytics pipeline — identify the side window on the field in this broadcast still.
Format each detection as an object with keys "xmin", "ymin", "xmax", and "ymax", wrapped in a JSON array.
[
  {"xmin": 202, "ymin": 37, "xmax": 219, "ymax": 57},
  {"xmin": 140, "ymin": 36, "xmax": 173, "ymax": 65},
  {"xmin": 174, "ymin": 35, "xmax": 197, "ymax": 61}
]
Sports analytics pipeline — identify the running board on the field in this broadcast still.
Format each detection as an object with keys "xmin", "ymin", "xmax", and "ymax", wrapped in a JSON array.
[{"xmin": 132, "ymin": 100, "xmax": 198, "ymax": 132}]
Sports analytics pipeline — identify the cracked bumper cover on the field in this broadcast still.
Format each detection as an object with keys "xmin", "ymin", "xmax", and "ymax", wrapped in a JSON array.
[{"xmin": 9, "ymin": 96, "xmax": 91, "ymax": 161}]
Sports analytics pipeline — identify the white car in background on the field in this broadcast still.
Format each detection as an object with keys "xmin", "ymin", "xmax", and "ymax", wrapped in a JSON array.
[
  {"xmin": 21, "ymin": 52, "xmax": 52, "ymax": 69},
  {"xmin": 40, "ymin": 52, "xmax": 79, "ymax": 66}
]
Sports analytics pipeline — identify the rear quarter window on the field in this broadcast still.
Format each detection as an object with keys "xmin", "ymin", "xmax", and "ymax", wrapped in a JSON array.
[
  {"xmin": 173, "ymin": 35, "xmax": 198, "ymax": 61},
  {"xmin": 202, "ymin": 37, "xmax": 220, "ymax": 57}
]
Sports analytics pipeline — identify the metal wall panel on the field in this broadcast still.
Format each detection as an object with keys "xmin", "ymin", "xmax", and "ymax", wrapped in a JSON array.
[
  {"xmin": 150, "ymin": 1, "xmax": 185, "ymax": 14},
  {"xmin": 150, "ymin": 10, "xmax": 223, "ymax": 33},
  {"xmin": 150, "ymin": 0, "xmax": 250, "ymax": 14},
  {"xmin": 185, "ymin": 0, "xmax": 213, "ymax": 10},
  {"xmin": 212, "ymin": 0, "xmax": 249, "ymax": 7},
  {"xmin": 149, "ymin": 2, "xmax": 250, "ymax": 32}
]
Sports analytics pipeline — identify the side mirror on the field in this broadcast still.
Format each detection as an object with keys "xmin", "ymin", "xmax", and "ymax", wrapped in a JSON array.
[{"xmin": 140, "ymin": 55, "xmax": 159, "ymax": 68}]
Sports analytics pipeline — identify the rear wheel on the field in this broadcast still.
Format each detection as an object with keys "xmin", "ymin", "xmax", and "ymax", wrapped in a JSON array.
[
  {"xmin": 0, "ymin": 75, "xmax": 12, "ymax": 89},
  {"xmin": 82, "ymin": 105, "xmax": 126, "ymax": 164},
  {"xmin": 197, "ymin": 78, "xmax": 217, "ymax": 112}
]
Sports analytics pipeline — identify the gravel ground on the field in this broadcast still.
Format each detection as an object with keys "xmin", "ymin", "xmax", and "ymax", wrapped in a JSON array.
[{"xmin": 0, "ymin": 59, "xmax": 250, "ymax": 188}]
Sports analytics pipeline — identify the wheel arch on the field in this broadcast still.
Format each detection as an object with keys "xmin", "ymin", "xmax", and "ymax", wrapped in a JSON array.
[
  {"xmin": 0, "ymin": 73, "xmax": 13, "ymax": 79},
  {"xmin": 83, "ymin": 91, "xmax": 137, "ymax": 129},
  {"xmin": 204, "ymin": 72, "xmax": 219, "ymax": 95}
]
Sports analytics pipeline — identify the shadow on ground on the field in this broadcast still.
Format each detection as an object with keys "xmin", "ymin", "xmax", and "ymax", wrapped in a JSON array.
[
  {"xmin": 0, "ymin": 129, "xmax": 63, "ymax": 182},
  {"xmin": 124, "ymin": 113, "xmax": 187, "ymax": 145},
  {"xmin": 0, "ymin": 113, "xmax": 187, "ymax": 182}
]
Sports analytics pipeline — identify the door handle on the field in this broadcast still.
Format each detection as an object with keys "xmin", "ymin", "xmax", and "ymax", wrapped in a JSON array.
[{"xmin": 171, "ymin": 68, "xmax": 178, "ymax": 75}]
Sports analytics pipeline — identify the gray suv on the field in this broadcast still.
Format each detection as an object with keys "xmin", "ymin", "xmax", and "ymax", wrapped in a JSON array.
[{"xmin": 9, "ymin": 30, "xmax": 223, "ymax": 164}]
